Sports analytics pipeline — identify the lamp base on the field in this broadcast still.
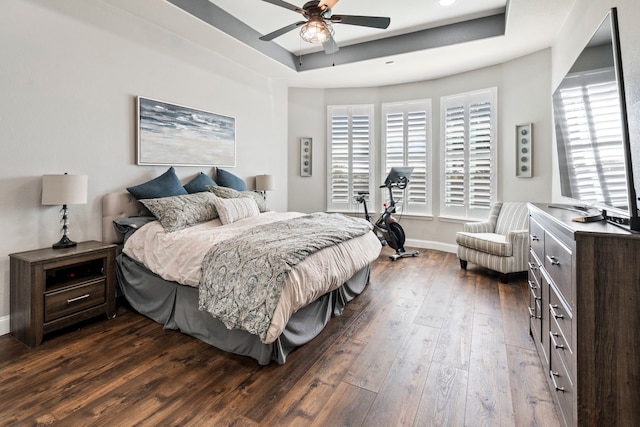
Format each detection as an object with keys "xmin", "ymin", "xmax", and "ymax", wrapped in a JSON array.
[{"xmin": 52, "ymin": 235, "xmax": 77, "ymax": 249}]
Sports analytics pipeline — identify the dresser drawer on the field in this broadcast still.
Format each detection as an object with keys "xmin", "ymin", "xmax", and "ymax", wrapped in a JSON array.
[
  {"xmin": 550, "ymin": 346, "xmax": 575, "ymax": 427},
  {"xmin": 528, "ymin": 258, "xmax": 541, "ymax": 321},
  {"xmin": 529, "ymin": 216, "xmax": 545, "ymax": 262},
  {"xmin": 528, "ymin": 250, "xmax": 541, "ymax": 287},
  {"xmin": 544, "ymin": 231, "xmax": 573, "ymax": 303},
  {"xmin": 548, "ymin": 286, "xmax": 573, "ymax": 347},
  {"xmin": 44, "ymin": 279, "xmax": 106, "ymax": 323}
]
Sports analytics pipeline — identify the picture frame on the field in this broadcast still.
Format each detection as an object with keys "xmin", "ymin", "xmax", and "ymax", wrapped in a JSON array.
[{"xmin": 136, "ymin": 96, "xmax": 236, "ymax": 167}]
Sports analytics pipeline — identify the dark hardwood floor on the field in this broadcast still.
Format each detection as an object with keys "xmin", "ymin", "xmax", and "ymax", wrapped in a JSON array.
[{"xmin": 0, "ymin": 248, "xmax": 560, "ymax": 426}]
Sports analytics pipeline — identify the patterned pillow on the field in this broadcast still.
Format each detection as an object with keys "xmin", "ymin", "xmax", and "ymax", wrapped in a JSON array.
[
  {"xmin": 126, "ymin": 166, "xmax": 188, "ymax": 200},
  {"xmin": 207, "ymin": 185, "xmax": 267, "ymax": 212},
  {"xmin": 213, "ymin": 196, "xmax": 260, "ymax": 225},
  {"xmin": 140, "ymin": 192, "xmax": 219, "ymax": 232}
]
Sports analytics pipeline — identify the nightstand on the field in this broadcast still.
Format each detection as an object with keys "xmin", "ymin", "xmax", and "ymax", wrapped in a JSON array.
[{"xmin": 9, "ymin": 240, "xmax": 117, "ymax": 347}]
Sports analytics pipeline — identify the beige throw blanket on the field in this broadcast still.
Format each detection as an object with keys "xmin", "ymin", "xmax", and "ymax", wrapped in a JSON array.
[{"xmin": 198, "ymin": 213, "xmax": 373, "ymax": 341}]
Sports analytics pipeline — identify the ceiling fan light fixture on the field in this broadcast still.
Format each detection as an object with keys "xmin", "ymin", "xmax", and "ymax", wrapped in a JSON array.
[{"xmin": 300, "ymin": 18, "xmax": 334, "ymax": 43}]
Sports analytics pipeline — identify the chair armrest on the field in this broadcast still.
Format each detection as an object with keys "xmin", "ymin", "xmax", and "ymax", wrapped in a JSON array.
[
  {"xmin": 507, "ymin": 229, "xmax": 529, "ymax": 244},
  {"xmin": 507, "ymin": 230, "xmax": 529, "ymax": 246},
  {"xmin": 463, "ymin": 221, "xmax": 493, "ymax": 233},
  {"xmin": 508, "ymin": 229, "xmax": 530, "ymax": 271}
]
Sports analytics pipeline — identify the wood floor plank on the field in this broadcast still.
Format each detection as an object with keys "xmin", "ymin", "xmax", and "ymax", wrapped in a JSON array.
[
  {"xmin": 414, "ymin": 253, "xmax": 458, "ymax": 328},
  {"xmin": 260, "ymin": 334, "xmax": 367, "ymax": 426},
  {"xmin": 506, "ymin": 345, "xmax": 561, "ymax": 427},
  {"xmin": 343, "ymin": 296, "xmax": 422, "ymax": 392},
  {"xmin": 362, "ymin": 323, "xmax": 440, "ymax": 427},
  {"xmin": 309, "ymin": 382, "xmax": 377, "ymax": 427},
  {"xmin": 414, "ymin": 361, "xmax": 468, "ymax": 427},
  {"xmin": 499, "ymin": 280, "xmax": 536, "ymax": 350},
  {"xmin": 431, "ymin": 274, "xmax": 475, "ymax": 370},
  {"xmin": 466, "ymin": 313, "xmax": 515, "ymax": 426}
]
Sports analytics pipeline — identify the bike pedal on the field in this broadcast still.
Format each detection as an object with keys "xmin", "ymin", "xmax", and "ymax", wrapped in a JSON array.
[{"xmin": 380, "ymin": 239, "xmax": 388, "ymax": 246}]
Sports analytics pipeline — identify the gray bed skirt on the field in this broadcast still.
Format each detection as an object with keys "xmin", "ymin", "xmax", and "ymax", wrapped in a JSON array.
[{"xmin": 115, "ymin": 254, "xmax": 371, "ymax": 365}]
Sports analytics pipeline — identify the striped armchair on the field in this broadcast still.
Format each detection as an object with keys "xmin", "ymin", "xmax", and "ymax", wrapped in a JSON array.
[{"xmin": 456, "ymin": 202, "xmax": 529, "ymax": 283}]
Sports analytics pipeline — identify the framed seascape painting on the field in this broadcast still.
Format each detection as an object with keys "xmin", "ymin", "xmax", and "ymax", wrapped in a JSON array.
[{"xmin": 137, "ymin": 96, "xmax": 236, "ymax": 167}]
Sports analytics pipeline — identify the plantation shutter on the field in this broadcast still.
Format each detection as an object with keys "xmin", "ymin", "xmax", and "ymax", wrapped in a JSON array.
[
  {"xmin": 327, "ymin": 105, "xmax": 374, "ymax": 212},
  {"xmin": 553, "ymin": 68, "xmax": 627, "ymax": 208},
  {"xmin": 382, "ymin": 101, "xmax": 431, "ymax": 215},
  {"xmin": 441, "ymin": 88, "xmax": 497, "ymax": 219}
]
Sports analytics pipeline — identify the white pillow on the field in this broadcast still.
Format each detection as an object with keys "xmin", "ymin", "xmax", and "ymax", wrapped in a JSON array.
[{"xmin": 213, "ymin": 196, "xmax": 260, "ymax": 225}]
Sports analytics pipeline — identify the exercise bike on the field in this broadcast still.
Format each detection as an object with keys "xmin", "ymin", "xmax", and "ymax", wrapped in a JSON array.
[{"xmin": 355, "ymin": 167, "xmax": 419, "ymax": 261}]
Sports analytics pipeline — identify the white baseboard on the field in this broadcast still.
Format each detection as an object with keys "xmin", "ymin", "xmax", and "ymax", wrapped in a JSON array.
[
  {"xmin": 405, "ymin": 238, "xmax": 457, "ymax": 254},
  {"xmin": 0, "ymin": 315, "xmax": 9, "ymax": 336}
]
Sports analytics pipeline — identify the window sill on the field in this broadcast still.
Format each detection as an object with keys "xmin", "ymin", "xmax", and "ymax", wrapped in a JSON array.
[{"xmin": 438, "ymin": 215, "xmax": 485, "ymax": 224}]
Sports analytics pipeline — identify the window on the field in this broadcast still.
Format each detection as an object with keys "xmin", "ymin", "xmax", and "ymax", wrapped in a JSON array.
[
  {"xmin": 327, "ymin": 105, "xmax": 374, "ymax": 212},
  {"xmin": 382, "ymin": 100, "xmax": 432, "ymax": 215},
  {"xmin": 440, "ymin": 88, "xmax": 497, "ymax": 219}
]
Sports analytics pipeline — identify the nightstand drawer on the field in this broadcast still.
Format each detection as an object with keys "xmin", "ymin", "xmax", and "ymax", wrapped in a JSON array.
[{"xmin": 44, "ymin": 279, "xmax": 106, "ymax": 323}]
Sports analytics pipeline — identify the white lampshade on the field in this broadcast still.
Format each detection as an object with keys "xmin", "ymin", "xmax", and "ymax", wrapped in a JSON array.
[
  {"xmin": 42, "ymin": 174, "xmax": 88, "ymax": 206},
  {"xmin": 255, "ymin": 174, "xmax": 274, "ymax": 192}
]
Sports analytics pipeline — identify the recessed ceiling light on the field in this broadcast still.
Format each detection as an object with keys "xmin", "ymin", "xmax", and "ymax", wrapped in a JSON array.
[{"xmin": 439, "ymin": 0, "xmax": 456, "ymax": 5}]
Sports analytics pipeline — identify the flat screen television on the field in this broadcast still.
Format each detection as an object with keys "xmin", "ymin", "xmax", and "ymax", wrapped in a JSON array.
[{"xmin": 552, "ymin": 8, "xmax": 640, "ymax": 231}]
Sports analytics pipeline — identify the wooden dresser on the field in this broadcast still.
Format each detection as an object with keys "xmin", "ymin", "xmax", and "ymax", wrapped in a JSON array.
[{"xmin": 527, "ymin": 203, "xmax": 640, "ymax": 426}]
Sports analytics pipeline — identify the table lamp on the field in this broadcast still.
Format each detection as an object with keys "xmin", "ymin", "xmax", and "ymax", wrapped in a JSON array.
[
  {"xmin": 255, "ymin": 174, "xmax": 274, "ymax": 200},
  {"xmin": 42, "ymin": 173, "xmax": 88, "ymax": 249}
]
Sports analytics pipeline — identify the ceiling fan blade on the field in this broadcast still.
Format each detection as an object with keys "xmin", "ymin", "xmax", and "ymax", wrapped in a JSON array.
[
  {"xmin": 323, "ymin": 35, "xmax": 339, "ymax": 54},
  {"xmin": 330, "ymin": 15, "xmax": 391, "ymax": 29},
  {"xmin": 318, "ymin": 0, "xmax": 339, "ymax": 10},
  {"xmin": 261, "ymin": 0, "xmax": 304, "ymax": 14},
  {"xmin": 259, "ymin": 21, "xmax": 306, "ymax": 41}
]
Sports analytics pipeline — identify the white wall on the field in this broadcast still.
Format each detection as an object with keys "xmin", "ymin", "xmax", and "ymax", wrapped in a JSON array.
[
  {"xmin": 0, "ymin": 0, "xmax": 288, "ymax": 328},
  {"xmin": 288, "ymin": 49, "xmax": 553, "ymax": 250}
]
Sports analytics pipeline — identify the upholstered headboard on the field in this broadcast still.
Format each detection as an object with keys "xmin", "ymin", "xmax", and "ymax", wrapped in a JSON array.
[{"xmin": 102, "ymin": 192, "xmax": 150, "ymax": 244}]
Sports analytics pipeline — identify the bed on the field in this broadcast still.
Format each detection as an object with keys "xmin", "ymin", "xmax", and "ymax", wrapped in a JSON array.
[{"xmin": 102, "ymin": 191, "xmax": 381, "ymax": 365}]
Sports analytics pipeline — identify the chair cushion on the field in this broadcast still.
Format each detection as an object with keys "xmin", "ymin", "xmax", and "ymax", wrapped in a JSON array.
[{"xmin": 456, "ymin": 232, "xmax": 512, "ymax": 257}]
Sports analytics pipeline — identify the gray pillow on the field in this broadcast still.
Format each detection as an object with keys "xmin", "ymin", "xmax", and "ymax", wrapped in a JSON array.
[
  {"xmin": 183, "ymin": 172, "xmax": 217, "ymax": 194},
  {"xmin": 140, "ymin": 192, "xmax": 219, "ymax": 232},
  {"xmin": 215, "ymin": 168, "xmax": 247, "ymax": 191},
  {"xmin": 207, "ymin": 185, "xmax": 267, "ymax": 212},
  {"xmin": 127, "ymin": 166, "xmax": 188, "ymax": 200}
]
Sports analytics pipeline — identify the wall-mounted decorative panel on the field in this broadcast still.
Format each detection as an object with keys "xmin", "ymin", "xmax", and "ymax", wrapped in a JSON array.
[
  {"xmin": 516, "ymin": 123, "xmax": 533, "ymax": 178},
  {"xmin": 300, "ymin": 137, "xmax": 312, "ymax": 177}
]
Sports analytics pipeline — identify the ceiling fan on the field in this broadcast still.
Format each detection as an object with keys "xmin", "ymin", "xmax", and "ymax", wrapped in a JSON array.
[{"xmin": 259, "ymin": 0, "xmax": 391, "ymax": 54}]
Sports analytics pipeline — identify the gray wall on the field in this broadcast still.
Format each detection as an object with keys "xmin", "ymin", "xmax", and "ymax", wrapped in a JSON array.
[{"xmin": 0, "ymin": 0, "xmax": 288, "ymax": 331}]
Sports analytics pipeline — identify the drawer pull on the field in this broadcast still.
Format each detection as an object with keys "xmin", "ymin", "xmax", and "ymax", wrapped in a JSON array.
[
  {"xmin": 528, "ymin": 280, "xmax": 537, "ymax": 290},
  {"xmin": 531, "ymin": 235, "xmax": 540, "ymax": 242},
  {"xmin": 549, "ymin": 304, "xmax": 564, "ymax": 319},
  {"xmin": 546, "ymin": 255, "xmax": 560, "ymax": 266},
  {"xmin": 528, "ymin": 262, "xmax": 538, "ymax": 271},
  {"xmin": 528, "ymin": 307, "xmax": 536, "ymax": 318},
  {"xmin": 550, "ymin": 331, "xmax": 564, "ymax": 349},
  {"xmin": 550, "ymin": 370, "xmax": 565, "ymax": 392},
  {"xmin": 67, "ymin": 294, "xmax": 90, "ymax": 304}
]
